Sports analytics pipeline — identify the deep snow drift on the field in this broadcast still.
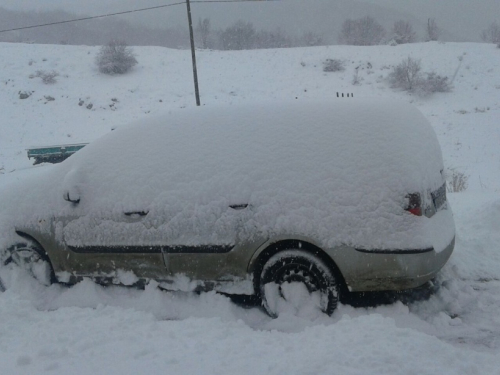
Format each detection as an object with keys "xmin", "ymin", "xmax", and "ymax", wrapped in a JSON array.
[{"xmin": 1, "ymin": 42, "xmax": 500, "ymax": 374}]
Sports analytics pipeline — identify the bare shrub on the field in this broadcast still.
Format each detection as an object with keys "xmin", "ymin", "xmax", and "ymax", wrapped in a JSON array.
[
  {"xmin": 34, "ymin": 70, "xmax": 59, "ymax": 84},
  {"xmin": 446, "ymin": 169, "xmax": 469, "ymax": 193},
  {"xmin": 352, "ymin": 69, "xmax": 361, "ymax": 85},
  {"xmin": 474, "ymin": 107, "xmax": 489, "ymax": 113},
  {"xmin": 323, "ymin": 59, "xmax": 345, "ymax": 72},
  {"xmin": 389, "ymin": 57, "xmax": 452, "ymax": 95},
  {"xmin": 96, "ymin": 40, "xmax": 138, "ymax": 75},
  {"xmin": 392, "ymin": 20, "xmax": 416, "ymax": 44},
  {"xmin": 481, "ymin": 21, "xmax": 500, "ymax": 44},
  {"xmin": 388, "ymin": 57, "xmax": 422, "ymax": 91},
  {"xmin": 422, "ymin": 72, "xmax": 452, "ymax": 93},
  {"xmin": 339, "ymin": 16, "xmax": 386, "ymax": 46}
]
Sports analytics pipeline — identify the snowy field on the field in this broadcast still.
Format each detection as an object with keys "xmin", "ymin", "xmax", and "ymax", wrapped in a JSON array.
[{"xmin": 1, "ymin": 42, "xmax": 500, "ymax": 374}]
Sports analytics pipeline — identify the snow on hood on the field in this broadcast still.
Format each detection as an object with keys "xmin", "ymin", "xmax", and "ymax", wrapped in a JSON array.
[{"xmin": 0, "ymin": 99, "xmax": 451, "ymax": 251}]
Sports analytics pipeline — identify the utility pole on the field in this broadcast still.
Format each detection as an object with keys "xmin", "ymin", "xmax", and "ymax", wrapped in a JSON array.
[{"xmin": 186, "ymin": 0, "xmax": 200, "ymax": 106}]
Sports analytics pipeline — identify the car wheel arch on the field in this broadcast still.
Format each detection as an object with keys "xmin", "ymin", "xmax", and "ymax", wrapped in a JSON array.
[
  {"xmin": 248, "ymin": 239, "xmax": 348, "ymax": 298},
  {"xmin": 6, "ymin": 231, "xmax": 57, "ymax": 284}
]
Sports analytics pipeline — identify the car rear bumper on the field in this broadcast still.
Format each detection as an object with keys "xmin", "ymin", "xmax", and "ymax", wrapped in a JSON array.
[{"xmin": 333, "ymin": 236, "xmax": 455, "ymax": 292}]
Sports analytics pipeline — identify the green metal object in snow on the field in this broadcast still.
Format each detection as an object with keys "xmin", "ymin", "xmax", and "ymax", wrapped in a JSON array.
[{"xmin": 27, "ymin": 143, "xmax": 87, "ymax": 165}]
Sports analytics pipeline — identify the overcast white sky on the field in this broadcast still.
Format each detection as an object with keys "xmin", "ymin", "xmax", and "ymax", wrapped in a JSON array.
[
  {"xmin": 1, "ymin": 0, "xmax": 167, "ymax": 14},
  {"xmin": 2, "ymin": 0, "xmax": 499, "ymax": 42}
]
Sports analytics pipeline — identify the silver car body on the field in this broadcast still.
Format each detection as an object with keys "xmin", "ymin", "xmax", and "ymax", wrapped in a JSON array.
[{"xmin": 1, "ymin": 99, "xmax": 455, "ymax": 294}]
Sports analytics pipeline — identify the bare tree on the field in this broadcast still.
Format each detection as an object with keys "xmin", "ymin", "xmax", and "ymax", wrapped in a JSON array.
[
  {"xmin": 219, "ymin": 20, "xmax": 256, "ymax": 50},
  {"xmin": 392, "ymin": 20, "xmax": 416, "ymax": 44},
  {"xmin": 196, "ymin": 18, "xmax": 211, "ymax": 49},
  {"xmin": 481, "ymin": 21, "xmax": 500, "ymax": 44},
  {"xmin": 254, "ymin": 29, "xmax": 292, "ymax": 49},
  {"xmin": 301, "ymin": 31, "xmax": 324, "ymax": 47},
  {"xmin": 339, "ymin": 16, "xmax": 386, "ymax": 46},
  {"xmin": 426, "ymin": 18, "xmax": 440, "ymax": 42}
]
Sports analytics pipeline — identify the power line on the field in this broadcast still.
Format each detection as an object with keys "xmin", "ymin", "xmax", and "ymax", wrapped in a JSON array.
[
  {"xmin": 0, "ymin": 0, "xmax": 276, "ymax": 34},
  {"xmin": 0, "ymin": 0, "xmax": 276, "ymax": 107},
  {"xmin": 0, "ymin": 2, "xmax": 185, "ymax": 33},
  {"xmin": 193, "ymin": 0, "xmax": 277, "ymax": 3}
]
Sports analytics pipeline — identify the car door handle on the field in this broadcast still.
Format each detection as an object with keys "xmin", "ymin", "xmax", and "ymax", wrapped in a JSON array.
[
  {"xmin": 124, "ymin": 211, "xmax": 149, "ymax": 217},
  {"xmin": 63, "ymin": 191, "xmax": 80, "ymax": 204},
  {"xmin": 229, "ymin": 204, "xmax": 249, "ymax": 210}
]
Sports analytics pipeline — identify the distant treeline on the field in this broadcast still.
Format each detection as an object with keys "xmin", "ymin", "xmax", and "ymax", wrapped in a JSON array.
[
  {"xmin": 0, "ymin": 8, "xmax": 322, "ymax": 49},
  {"xmin": 1, "ymin": 8, "xmax": 498, "ymax": 49}
]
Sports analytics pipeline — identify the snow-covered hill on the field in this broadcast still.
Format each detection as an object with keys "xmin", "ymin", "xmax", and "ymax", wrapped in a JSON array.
[
  {"xmin": 1, "ymin": 42, "xmax": 500, "ymax": 374},
  {"xmin": 1, "ymin": 41, "xmax": 499, "ymax": 191}
]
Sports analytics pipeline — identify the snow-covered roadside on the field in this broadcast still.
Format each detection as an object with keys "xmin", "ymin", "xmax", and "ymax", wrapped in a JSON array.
[{"xmin": 0, "ymin": 290, "xmax": 498, "ymax": 375}]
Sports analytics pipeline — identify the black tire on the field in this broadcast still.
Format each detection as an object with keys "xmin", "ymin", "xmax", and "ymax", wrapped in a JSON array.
[
  {"xmin": 259, "ymin": 250, "xmax": 339, "ymax": 318},
  {"xmin": 7, "ymin": 242, "xmax": 55, "ymax": 286}
]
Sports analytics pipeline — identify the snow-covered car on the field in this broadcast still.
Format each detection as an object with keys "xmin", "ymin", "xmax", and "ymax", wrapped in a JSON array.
[{"xmin": 0, "ymin": 99, "xmax": 455, "ymax": 317}]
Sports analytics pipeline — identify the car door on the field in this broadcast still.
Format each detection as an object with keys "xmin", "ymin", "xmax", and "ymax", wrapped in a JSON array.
[
  {"xmin": 58, "ymin": 166, "xmax": 252, "ymax": 283},
  {"xmin": 161, "ymin": 202, "xmax": 254, "ymax": 283}
]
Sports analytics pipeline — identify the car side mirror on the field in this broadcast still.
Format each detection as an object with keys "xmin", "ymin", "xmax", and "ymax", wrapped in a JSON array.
[
  {"xmin": 62, "ymin": 168, "xmax": 83, "ymax": 204},
  {"xmin": 63, "ymin": 191, "xmax": 80, "ymax": 204}
]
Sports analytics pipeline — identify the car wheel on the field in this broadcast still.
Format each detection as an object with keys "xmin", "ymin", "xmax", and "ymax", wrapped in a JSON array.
[
  {"xmin": 259, "ymin": 250, "xmax": 339, "ymax": 318},
  {"xmin": 8, "ymin": 243, "xmax": 55, "ymax": 286}
]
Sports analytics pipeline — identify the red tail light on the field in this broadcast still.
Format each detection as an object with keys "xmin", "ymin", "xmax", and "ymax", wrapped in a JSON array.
[{"xmin": 405, "ymin": 193, "xmax": 422, "ymax": 216}]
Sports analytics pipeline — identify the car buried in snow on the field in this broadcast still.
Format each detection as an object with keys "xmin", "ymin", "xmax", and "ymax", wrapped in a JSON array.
[{"xmin": 0, "ymin": 99, "xmax": 455, "ymax": 317}]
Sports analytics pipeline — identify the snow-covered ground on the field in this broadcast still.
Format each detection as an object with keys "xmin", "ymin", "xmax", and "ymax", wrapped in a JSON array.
[{"xmin": 1, "ymin": 42, "xmax": 500, "ymax": 374}]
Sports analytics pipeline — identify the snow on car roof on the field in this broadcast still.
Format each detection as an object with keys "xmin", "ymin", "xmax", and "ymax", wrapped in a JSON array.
[
  {"xmin": 72, "ymin": 97, "xmax": 443, "ymax": 193},
  {"xmin": 1, "ymin": 99, "xmax": 452, "ymax": 252}
]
